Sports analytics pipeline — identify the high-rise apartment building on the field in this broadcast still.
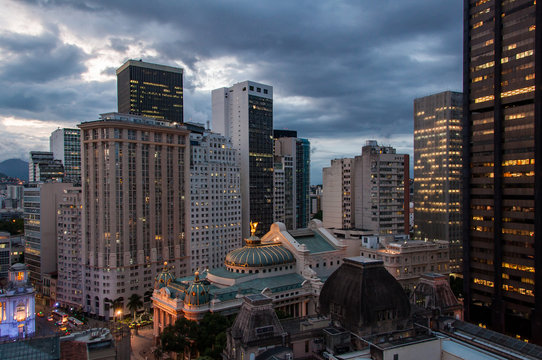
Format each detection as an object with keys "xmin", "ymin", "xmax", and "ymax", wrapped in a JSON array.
[
  {"xmin": 414, "ymin": 91, "xmax": 463, "ymax": 273},
  {"xmin": 117, "ymin": 60, "xmax": 183, "ymax": 123},
  {"xmin": 189, "ymin": 126, "xmax": 242, "ymax": 272},
  {"xmin": 212, "ymin": 81, "xmax": 273, "ymax": 237},
  {"xmin": 79, "ymin": 113, "xmax": 190, "ymax": 317},
  {"xmin": 463, "ymin": 0, "xmax": 541, "ymax": 343},
  {"xmin": 55, "ymin": 186, "xmax": 82, "ymax": 309},
  {"xmin": 50, "ymin": 128, "xmax": 81, "ymax": 184},
  {"xmin": 23, "ymin": 182, "xmax": 72, "ymax": 291},
  {"xmin": 273, "ymin": 131, "xmax": 310, "ymax": 229},
  {"xmin": 323, "ymin": 141, "xmax": 409, "ymax": 234},
  {"xmin": 28, "ymin": 151, "xmax": 64, "ymax": 183}
]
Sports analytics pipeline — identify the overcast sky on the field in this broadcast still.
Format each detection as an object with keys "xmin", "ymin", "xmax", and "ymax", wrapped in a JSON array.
[{"xmin": 0, "ymin": 0, "xmax": 462, "ymax": 184}]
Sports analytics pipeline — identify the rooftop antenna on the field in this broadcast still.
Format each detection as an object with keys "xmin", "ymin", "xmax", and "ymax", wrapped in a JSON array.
[{"xmin": 206, "ymin": 120, "xmax": 210, "ymax": 130}]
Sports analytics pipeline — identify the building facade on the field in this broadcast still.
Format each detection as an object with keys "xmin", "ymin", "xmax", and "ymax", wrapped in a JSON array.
[
  {"xmin": 0, "ymin": 264, "xmax": 35, "ymax": 339},
  {"xmin": 463, "ymin": 0, "xmax": 541, "ymax": 343},
  {"xmin": 414, "ymin": 91, "xmax": 463, "ymax": 273},
  {"xmin": 79, "ymin": 113, "xmax": 190, "ymax": 317},
  {"xmin": 28, "ymin": 151, "xmax": 64, "ymax": 183},
  {"xmin": 273, "ymin": 131, "xmax": 310, "ymax": 230},
  {"xmin": 323, "ymin": 141, "xmax": 409, "ymax": 234},
  {"xmin": 116, "ymin": 60, "xmax": 183, "ymax": 123},
  {"xmin": 152, "ymin": 220, "xmax": 351, "ymax": 341},
  {"xmin": 55, "ymin": 186, "xmax": 83, "ymax": 309},
  {"xmin": 0, "ymin": 232, "xmax": 10, "ymax": 279},
  {"xmin": 50, "ymin": 128, "xmax": 81, "ymax": 184},
  {"xmin": 189, "ymin": 127, "xmax": 242, "ymax": 272},
  {"xmin": 212, "ymin": 81, "xmax": 274, "ymax": 237},
  {"xmin": 23, "ymin": 183, "xmax": 72, "ymax": 291}
]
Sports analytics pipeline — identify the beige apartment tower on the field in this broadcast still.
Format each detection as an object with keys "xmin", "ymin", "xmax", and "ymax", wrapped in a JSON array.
[
  {"xmin": 323, "ymin": 141, "xmax": 409, "ymax": 234},
  {"xmin": 79, "ymin": 113, "xmax": 190, "ymax": 317}
]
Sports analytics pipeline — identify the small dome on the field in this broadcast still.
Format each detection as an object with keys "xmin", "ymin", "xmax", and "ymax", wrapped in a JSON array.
[
  {"xmin": 184, "ymin": 273, "xmax": 210, "ymax": 306},
  {"xmin": 154, "ymin": 262, "xmax": 174, "ymax": 289},
  {"xmin": 225, "ymin": 237, "xmax": 295, "ymax": 268}
]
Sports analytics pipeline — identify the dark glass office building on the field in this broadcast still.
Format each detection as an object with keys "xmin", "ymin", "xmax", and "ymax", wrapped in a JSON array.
[
  {"xmin": 117, "ymin": 60, "xmax": 183, "ymax": 123},
  {"xmin": 463, "ymin": 0, "xmax": 542, "ymax": 344}
]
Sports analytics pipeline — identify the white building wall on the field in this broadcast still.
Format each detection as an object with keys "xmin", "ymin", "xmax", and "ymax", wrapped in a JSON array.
[{"xmin": 189, "ymin": 131, "xmax": 241, "ymax": 272}]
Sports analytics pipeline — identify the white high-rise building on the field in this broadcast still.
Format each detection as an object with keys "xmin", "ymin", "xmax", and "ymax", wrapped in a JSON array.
[
  {"xmin": 189, "ymin": 127, "xmax": 242, "ymax": 272},
  {"xmin": 212, "ymin": 81, "xmax": 273, "ymax": 237},
  {"xmin": 79, "ymin": 113, "xmax": 190, "ymax": 317},
  {"xmin": 50, "ymin": 128, "xmax": 81, "ymax": 184}
]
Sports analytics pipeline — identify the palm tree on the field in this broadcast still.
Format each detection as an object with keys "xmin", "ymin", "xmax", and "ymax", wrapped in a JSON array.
[{"xmin": 127, "ymin": 293, "xmax": 143, "ymax": 321}]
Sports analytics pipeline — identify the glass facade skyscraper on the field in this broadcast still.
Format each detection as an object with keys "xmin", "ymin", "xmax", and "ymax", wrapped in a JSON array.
[
  {"xmin": 414, "ymin": 91, "xmax": 463, "ymax": 273},
  {"xmin": 212, "ymin": 81, "xmax": 274, "ymax": 237},
  {"xmin": 463, "ymin": 0, "xmax": 541, "ymax": 344},
  {"xmin": 50, "ymin": 128, "xmax": 81, "ymax": 184},
  {"xmin": 116, "ymin": 60, "xmax": 183, "ymax": 123}
]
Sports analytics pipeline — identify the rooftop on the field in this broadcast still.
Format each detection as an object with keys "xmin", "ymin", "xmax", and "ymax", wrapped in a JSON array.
[{"xmin": 288, "ymin": 229, "xmax": 336, "ymax": 253}]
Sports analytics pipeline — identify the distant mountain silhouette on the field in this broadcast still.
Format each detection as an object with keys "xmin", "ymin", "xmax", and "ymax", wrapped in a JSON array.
[{"xmin": 0, "ymin": 159, "xmax": 28, "ymax": 181}]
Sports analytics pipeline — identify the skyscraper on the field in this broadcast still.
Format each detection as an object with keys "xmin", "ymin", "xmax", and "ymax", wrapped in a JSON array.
[
  {"xmin": 212, "ymin": 81, "xmax": 273, "ymax": 237},
  {"xmin": 463, "ymin": 0, "xmax": 541, "ymax": 343},
  {"xmin": 116, "ymin": 60, "xmax": 183, "ymax": 123},
  {"xmin": 414, "ymin": 91, "xmax": 463, "ymax": 273},
  {"xmin": 273, "ymin": 130, "xmax": 311, "ymax": 229},
  {"xmin": 323, "ymin": 141, "xmax": 409, "ymax": 234},
  {"xmin": 28, "ymin": 151, "xmax": 64, "ymax": 183},
  {"xmin": 79, "ymin": 113, "xmax": 190, "ymax": 317},
  {"xmin": 188, "ymin": 125, "xmax": 242, "ymax": 272},
  {"xmin": 50, "ymin": 128, "xmax": 81, "ymax": 184}
]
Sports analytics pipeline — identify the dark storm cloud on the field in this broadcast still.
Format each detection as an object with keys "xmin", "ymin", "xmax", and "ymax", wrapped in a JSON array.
[
  {"xmin": 3, "ymin": 0, "xmax": 462, "ymax": 181},
  {"xmin": 0, "ymin": 30, "xmax": 88, "ymax": 84}
]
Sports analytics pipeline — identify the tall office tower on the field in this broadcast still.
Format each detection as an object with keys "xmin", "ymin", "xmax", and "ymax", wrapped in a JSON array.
[
  {"xmin": 28, "ymin": 151, "xmax": 64, "ymax": 183},
  {"xmin": 212, "ymin": 81, "xmax": 273, "ymax": 237},
  {"xmin": 56, "ymin": 185, "xmax": 83, "ymax": 309},
  {"xmin": 116, "ymin": 60, "xmax": 183, "ymax": 123},
  {"xmin": 50, "ymin": 128, "xmax": 81, "ymax": 184},
  {"xmin": 273, "ymin": 158, "xmax": 286, "ymax": 224},
  {"xmin": 414, "ymin": 91, "xmax": 463, "ymax": 273},
  {"xmin": 463, "ymin": 0, "xmax": 541, "ymax": 343},
  {"xmin": 323, "ymin": 141, "xmax": 409, "ymax": 234},
  {"xmin": 273, "ymin": 130, "xmax": 311, "ymax": 229},
  {"xmin": 79, "ymin": 113, "xmax": 190, "ymax": 317},
  {"xmin": 188, "ymin": 125, "xmax": 241, "ymax": 272},
  {"xmin": 23, "ymin": 182, "xmax": 71, "ymax": 291}
]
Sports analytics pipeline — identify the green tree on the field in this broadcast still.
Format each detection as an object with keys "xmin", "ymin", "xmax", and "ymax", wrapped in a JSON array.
[
  {"xmin": 0, "ymin": 218, "xmax": 24, "ymax": 235},
  {"xmin": 160, "ymin": 317, "xmax": 199, "ymax": 358},
  {"xmin": 196, "ymin": 313, "xmax": 231, "ymax": 359},
  {"xmin": 312, "ymin": 210, "xmax": 322, "ymax": 221},
  {"xmin": 127, "ymin": 293, "xmax": 143, "ymax": 321}
]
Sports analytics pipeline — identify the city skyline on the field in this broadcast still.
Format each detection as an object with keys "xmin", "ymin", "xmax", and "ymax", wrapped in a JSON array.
[{"xmin": 0, "ymin": 1, "xmax": 462, "ymax": 184}]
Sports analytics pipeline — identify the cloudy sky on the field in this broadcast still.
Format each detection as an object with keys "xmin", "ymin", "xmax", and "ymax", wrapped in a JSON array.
[{"xmin": 0, "ymin": 0, "xmax": 462, "ymax": 184}]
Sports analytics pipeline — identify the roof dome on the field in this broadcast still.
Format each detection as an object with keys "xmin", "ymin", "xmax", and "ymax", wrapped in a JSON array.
[
  {"xmin": 319, "ymin": 256, "xmax": 411, "ymax": 336},
  {"xmin": 225, "ymin": 236, "xmax": 295, "ymax": 268},
  {"xmin": 154, "ymin": 262, "xmax": 175, "ymax": 289},
  {"xmin": 184, "ymin": 271, "xmax": 210, "ymax": 306}
]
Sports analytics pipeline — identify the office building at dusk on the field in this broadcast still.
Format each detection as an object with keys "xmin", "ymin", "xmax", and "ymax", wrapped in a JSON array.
[
  {"xmin": 212, "ymin": 81, "xmax": 274, "ymax": 237},
  {"xmin": 79, "ymin": 113, "xmax": 190, "ymax": 317},
  {"xmin": 463, "ymin": 0, "xmax": 541, "ymax": 343},
  {"xmin": 28, "ymin": 151, "xmax": 64, "ymax": 183},
  {"xmin": 50, "ymin": 128, "xmax": 81, "ymax": 184},
  {"xmin": 414, "ymin": 91, "xmax": 463, "ymax": 273},
  {"xmin": 273, "ymin": 130, "xmax": 310, "ymax": 230},
  {"xmin": 117, "ymin": 60, "xmax": 183, "ymax": 123}
]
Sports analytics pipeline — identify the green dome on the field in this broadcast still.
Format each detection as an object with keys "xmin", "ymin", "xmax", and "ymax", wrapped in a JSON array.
[
  {"xmin": 154, "ymin": 262, "xmax": 175, "ymax": 289},
  {"xmin": 184, "ymin": 273, "xmax": 210, "ymax": 306},
  {"xmin": 225, "ymin": 238, "xmax": 295, "ymax": 268}
]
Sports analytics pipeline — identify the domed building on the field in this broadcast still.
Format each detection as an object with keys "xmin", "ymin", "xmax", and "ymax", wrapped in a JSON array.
[
  {"xmin": 152, "ymin": 220, "xmax": 353, "ymax": 342},
  {"xmin": 0, "ymin": 263, "xmax": 36, "ymax": 339}
]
